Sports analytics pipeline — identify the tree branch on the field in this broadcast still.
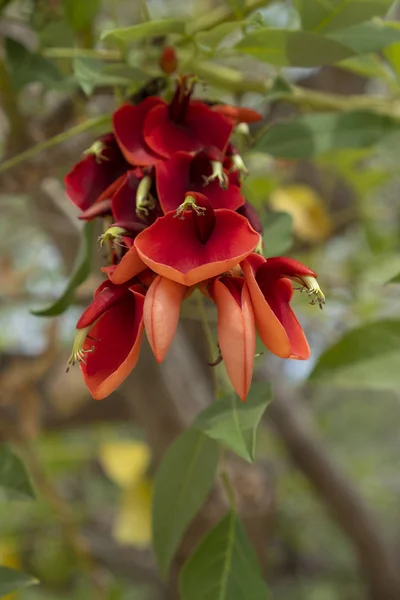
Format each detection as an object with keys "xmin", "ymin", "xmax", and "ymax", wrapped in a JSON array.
[{"xmin": 265, "ymin": 374, "xmax": 400, "ymax": 600}]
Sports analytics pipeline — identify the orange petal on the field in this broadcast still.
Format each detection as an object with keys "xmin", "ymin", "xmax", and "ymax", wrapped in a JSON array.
[
  {"xmin": 144, "ymin": 276, "xmax": 186, "ymax": 362},
  {"xmin": 212, "ymin": 279, "xmax": 255, "ymax": 401},
  {"xmin": 108, "ymin": 246, "xmax": 146, "ymax": 285},
  {"xmin": 242, "ymin": 260, "xmax": 292, "ymax": 358}
]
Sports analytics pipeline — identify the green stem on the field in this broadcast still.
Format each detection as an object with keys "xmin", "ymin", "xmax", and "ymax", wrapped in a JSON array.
[
  {"xmin": 42, "ymin": 48, "xmax": 122, "ymax": 61},
  {"xmin": 0, "ymin": 114, "xmax": 112, "ymax": 174},
  {"xmin": 221, "ymin": 468, "xmax": 236, "ymax": 510}
]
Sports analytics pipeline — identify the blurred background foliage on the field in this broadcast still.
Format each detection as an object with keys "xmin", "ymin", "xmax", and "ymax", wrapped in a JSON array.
[{"xmin": 2, "ymin": 0, "xmax": 400, "ymax": 599}]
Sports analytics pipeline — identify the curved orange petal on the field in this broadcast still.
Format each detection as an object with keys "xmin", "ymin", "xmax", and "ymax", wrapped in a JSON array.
[
  {"xmin": 108, "ymin": 246, "xmax": 147, "ymax": 285},
  {"xmin": 211, "ymin": 278, "xmax": 255, "ymax": 401},
  {"xmin": 242, "ymin": 259, "xmax": 292, "ymax": 358},
  {"xmin": 144, "ymin": 276, "xmax": 186, "ymax": 362}
]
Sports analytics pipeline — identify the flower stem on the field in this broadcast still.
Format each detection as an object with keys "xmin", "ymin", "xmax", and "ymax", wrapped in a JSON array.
[{"xmin": 0, "ymin": 114, "xmax": 112, "ymax": 174}]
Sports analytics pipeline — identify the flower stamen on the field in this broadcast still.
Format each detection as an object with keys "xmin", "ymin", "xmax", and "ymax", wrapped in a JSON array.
[
  {"xmin": 229, "ymin": 153, "xmax": 248, "ymax": 182},
  {"xmin": 202, "ymin": 161, "xmax": 229, "ymax": 190},
  {"xmin": 294, "ymin": 275, "xmax": 326, "ymax": 309},
  {"xmin": 136, "ymin": 175, "xmax": 155, "ymax": 219},
  {"xmin": 98, "ymin": 226, "xmax": 128, "ymax": 250},
  {"xmin": 66, "ymin": 326, "xmax": 95, "ymax": 372},
  {"xmin": 174, "ymin": 195, "xmax": 207, "ymax": 220},
  {"xmin": 83, "ymin": 140, "xmax": 109, "ymax": 164}
]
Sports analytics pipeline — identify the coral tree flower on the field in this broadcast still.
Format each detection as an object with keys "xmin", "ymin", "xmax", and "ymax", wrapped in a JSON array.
[
  {"xmin": 113, "ymin": 76, "xmax": 233, "ymax": 164},
  {"xmin": 67, "ymin": 279, "xmax": 145, "ymax": 400},
  {"xmin": 210, "ymin": 276, "xmax": 255, "ymax": 402},
  {"xmin": 156, "ymin": 147, "xmax": 245, "ymax": 213},
  {"xmin": 134, "ymin": 192, "xmax": 260, "ymax": 286},
  {"xmin": 65, "ymin": 133, "xmax": 129, "ymax": 212},
  {"xmin": 242, "ymin": 254, "xmax": 324, "ymax": 360}
]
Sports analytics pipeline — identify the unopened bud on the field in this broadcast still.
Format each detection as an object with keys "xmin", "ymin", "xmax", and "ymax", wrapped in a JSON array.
[{"xmin": 159, "ymin": 46, "xmax": 178, "ymax": 75}]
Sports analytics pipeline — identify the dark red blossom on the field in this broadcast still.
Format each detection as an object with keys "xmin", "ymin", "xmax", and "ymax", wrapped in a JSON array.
[
  {"xmin": 113, "ymin": 77, "xmax": 233, "ymax": 165},
  {"xmin": 69, "ymin": 279, "xmax": 145, "ymax": 399},
  {"xmin": 65, "ymin": 133, "xmax": 129, "ymax": 212},
  {"xmin": 156, "ymin": 148, "xmax": 245, "ymax": 213}
]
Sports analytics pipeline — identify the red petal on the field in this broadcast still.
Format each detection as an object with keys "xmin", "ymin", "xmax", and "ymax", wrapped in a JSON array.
[
  {"xmin": 156, "ymin": 151, "xmax": 245, "ymax": 213},
  {"xmin": 260, "ymin": 257, "xmax": 317, "ymax": 279},
  {"xmin": 64, "ymin": 155, "xmax": 119, "ymax": 211},
  {"xmin": 135, "ymin": 209, "xmax": 260, "ymax": 286},
  {"xmin": 144, "ymin": 104, "xmax": 203, "ymax": 158},
  {"xmin": 255, "ymin": 267, "xmax": 310, "ymax": 360},
  {"xmin": 144, "ymin": 276, "xmax": 186, "ymax": 362},
  {"xmin": 210, "ymin": 277, "xmax": 255, "ymax": 401},
  {"xmin": 107, "ymin": 245, "xmax": 147, "ymax": 285},
  {"xmin": 242, "ymin": 258, "xmax": 292, "ymax": 358},
  {"xmin": 79, "ymin": 199, "xmax": 112, "ymax": 221},
  {"xmin": 113, "ymin": 99, "xmax": 165, "ymax": 166},
  {"xmin": 185, "ymin": 102, "xmax": 233, "ymax": 154},
  {"xmin": 77, "ymin": 280, "xmax": 128, "ymax": 329},
  {"xmin": 237, "ymin": 202, "xmax": 263, "ymax": 236},
  {"xmin": 212, "ymin": 105, "xmax": 262, "ymax": 124},
  {"xmin": 81, "ymin": 290, "xmax": 144, "ymax": 399}
]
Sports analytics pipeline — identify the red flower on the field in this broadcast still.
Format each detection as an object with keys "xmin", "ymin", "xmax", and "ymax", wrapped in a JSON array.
[
  {"xmin": 113, "ymin": 77, "xmax": 233, "ymax": 165},
  {"xmin": 65, "ymin": 133, "xmax": 129, "ymax": 212},
  {"xmin": 242, "ymin": 254, "xmax": 324, "ymax": 360},
  {"xmin": 133, "ymin": 192, "xmax": 260, "ymax": 286},
  {"xmin": 67, "ymin": 279, "xmax": 145, "ymax": 400},
  {"xmin": 156, "ymin": 148, "xmax": 245, "ymax": 213},
  {"xmin": 210, "ymin": 276, "xmax": 255, "ymax": 401}
]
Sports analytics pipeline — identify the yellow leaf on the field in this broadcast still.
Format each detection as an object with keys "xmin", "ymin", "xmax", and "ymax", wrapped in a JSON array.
[
  {"xmin": 269, "ymin": 184, "xmax": 332, "ymax": 243},
  {"xmin": 114, "ymin": 479, "xmax": 153, "ymax": 547},
  {"xmin": 99, "ymin": 441, "xmax": 151, "ymax": 488}
]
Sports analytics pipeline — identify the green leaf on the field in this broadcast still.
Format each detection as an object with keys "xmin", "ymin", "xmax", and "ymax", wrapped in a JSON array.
[
  {"xmin": 236, "ymin": 28, "xmax": 352, "ymax": 67},
  {"xmin": 195, "ymin": 22, "xmax": 244, "ymax": 55},
  {"xmin": 326, "ymin": 21, "xmax": 400, "ymax": 54},
  {"xmin": 256, "ymin": 112, "xmax": 399, "ymax": 159},
  {"xmin": 152, "ymin": 430, "xmax": 219, "ymax": 577},
  {"xmin": 101, "ymin": 18, "xmax": 186, "ymax": 43},
  {"xmin": 295, "ymin": 0, "xmax": 394, "ymax": 32},
  {"xmin": 194, "ymin": 383, "xmax": 271, "ymax": 462},
  {"xmin": 388, "ymin": 272, "xmax": 400, "ymax": 283},
  {"xmin": 73, "ymin": 58, "xmax": 147, "ymax": 95},
  {"xmin": 262, "ymin": 212, "xmax": 293, "ymax": 256},
  {"xmin": 5, "ymin": 38, "xmax": 65, "ymax": 92},
  {"xmin": 0, "ymin": 445, "xmax": 35, "ymax": 501},
  {"xmin": 62, "ymin": 0, "xmax": 100, "ymax": 32},
  {"xmin": 0, "ymin": 566, "xmax": 38, "ymax": 597},
  {"xmin": 180, "ymin": 511, "xmax": 270, "ymax": 600},
  {"xmin": 338, "ymin": 54, "xmax": 391, "ymax": 80},
  {"xmin": 227, "ymin": 0, "xmax": 246, "ymax": 18},
  {"xmin": 32, "ymin": 221, "xmax": 94, "ymax": 317},
  {"xmin": 309, "ymin": 320, "xmax": 400, "ymax": 389}
]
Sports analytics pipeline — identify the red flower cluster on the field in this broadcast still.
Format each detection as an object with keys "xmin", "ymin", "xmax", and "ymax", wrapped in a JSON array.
[{"xmin": 65, "ymin": 76, "xmax": 324, "ymax": 401}]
